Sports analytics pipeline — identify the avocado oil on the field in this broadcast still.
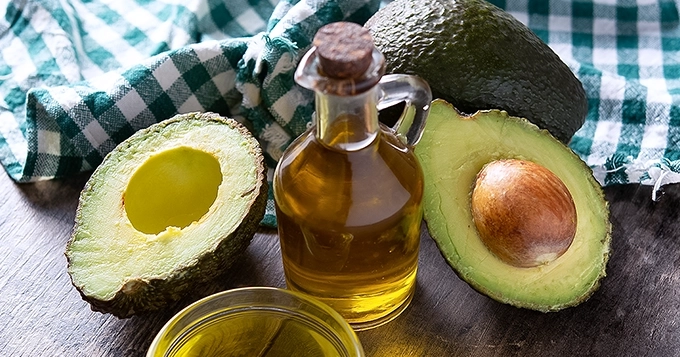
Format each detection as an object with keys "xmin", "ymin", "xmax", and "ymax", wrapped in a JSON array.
[{"xmin": 273, "ymin": 22, "xmax": 430, "ymax": 330}]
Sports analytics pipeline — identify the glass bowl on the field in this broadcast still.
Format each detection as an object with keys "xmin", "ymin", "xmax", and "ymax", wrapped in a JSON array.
[{"xmin": 147, "ymin": 286, "xmax": 365, "ymax": 357}]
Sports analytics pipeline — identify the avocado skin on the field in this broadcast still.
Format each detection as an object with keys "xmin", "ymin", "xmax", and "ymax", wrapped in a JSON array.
[
  {"xmin": 365, "ymin": 0, "xmax": 588, "ymax": 144},
  {"xmin": 415, "ymin": 100, "xmax": 611, "ymax": 312},
  {"xmin": 66, "ymin": 113, "xmax": 268, "ymax": 318}
]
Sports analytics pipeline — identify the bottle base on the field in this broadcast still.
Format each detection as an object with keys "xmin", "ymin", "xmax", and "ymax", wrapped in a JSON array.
[
  {"xmin": 285, "ymin": 274, "xmax": 417, "ymax": 332},
  {"xmin": 348, "ymin": 291, "xmax": 414, "ymax": 331}
]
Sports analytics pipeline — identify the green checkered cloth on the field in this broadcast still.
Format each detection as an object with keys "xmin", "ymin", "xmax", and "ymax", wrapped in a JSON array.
[
  {"xmin": 0, "ymin": 0, "xmax": 379, "ymax": 226},
  {"xmin": 488, "ymin": 0, "xmax": 680, "ymax": 199},
  {"xmin": 2, "ymin": 0, "xmax": 680, "ymax": 228}
]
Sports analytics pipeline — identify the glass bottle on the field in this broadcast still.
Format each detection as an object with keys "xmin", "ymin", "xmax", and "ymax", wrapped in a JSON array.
[{"xmin": 273, "ymin": 22, "xmax": 432, "ymax": 331}]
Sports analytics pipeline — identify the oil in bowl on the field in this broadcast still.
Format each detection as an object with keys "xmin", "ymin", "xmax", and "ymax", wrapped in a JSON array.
[{"xmin": 147, "ymin": 287, "xmax": 364, "ymax": 357}]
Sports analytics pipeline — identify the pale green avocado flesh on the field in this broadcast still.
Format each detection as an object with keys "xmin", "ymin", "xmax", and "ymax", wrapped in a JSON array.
[
  {"xmin": 66, "ymin": 112, "xmax": 268, "ymax": 318},
  {"xmin": 415, "ymin": 100, "xmax": 611, "ymax": 312}
]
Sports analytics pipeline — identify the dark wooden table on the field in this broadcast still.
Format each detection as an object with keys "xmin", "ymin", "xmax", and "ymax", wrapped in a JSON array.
[{"xmin": 1, "ymin": 168, "xmax": 679, "ymax": 357}]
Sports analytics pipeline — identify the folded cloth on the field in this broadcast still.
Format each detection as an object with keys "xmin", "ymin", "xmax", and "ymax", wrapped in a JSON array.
[
  {"xmin": 0, "ymin": 0, "xmax": 379, "ymax": 226},
  {"xmin": 488, "ymin": 0, "xmax": 680, "ymax": 200},
  {"xmin": 2, "ymin": 0, "xmax": 680, "ymax": 228}
]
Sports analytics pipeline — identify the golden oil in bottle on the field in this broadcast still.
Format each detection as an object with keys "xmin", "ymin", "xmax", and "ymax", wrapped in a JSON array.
[
  {"xmin": 274, "ymin": 121, "xmax": 423, "ymax": 330},
  {"xmin": 273, "ymin": 21, "xmax": 431, "ymax": 330}
]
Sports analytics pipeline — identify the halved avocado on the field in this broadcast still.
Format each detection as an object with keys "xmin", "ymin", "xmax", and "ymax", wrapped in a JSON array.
[
  {"xmin": 66, "ymin": 112, "xmax": 268, "ymax": 318},
  {"xmin": 415, "ymin": 100, "xmax": 611, "ymax": 312}
]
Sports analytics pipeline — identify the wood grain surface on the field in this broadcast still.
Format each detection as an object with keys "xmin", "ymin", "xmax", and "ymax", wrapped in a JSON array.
[{"xmin": 1, "ymin": 170, "xmax": 679, "ymax": 357}]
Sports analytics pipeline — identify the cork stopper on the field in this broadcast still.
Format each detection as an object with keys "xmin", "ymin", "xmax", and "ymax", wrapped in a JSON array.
[{"xmin": 313, "ymin": 22, "xmax": 374, "ymax": 79}]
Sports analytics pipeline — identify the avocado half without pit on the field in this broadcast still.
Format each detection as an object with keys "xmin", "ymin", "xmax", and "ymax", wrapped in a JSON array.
[
  {"xmin": 415, "ymin": 100, "xmax": 611, "ymax": 312},
  {"xmin": 66, "ymin": 112, "xmax": 268, "ymax": 318}
]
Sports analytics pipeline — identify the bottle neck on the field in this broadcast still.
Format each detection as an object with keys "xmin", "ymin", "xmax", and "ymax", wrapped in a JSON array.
[
  {"xmin": 315, "ymin": 86, "xmax": 380, "ymax": 151},
  {"xmin": 294, "ymin": 36, "xmax": 387, "ymax": 152}
]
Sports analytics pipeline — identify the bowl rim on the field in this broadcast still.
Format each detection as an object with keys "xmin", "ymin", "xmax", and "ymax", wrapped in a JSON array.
[{"xmin": 146, "ymin": 286, "xmax": 365, "ymax": 357}]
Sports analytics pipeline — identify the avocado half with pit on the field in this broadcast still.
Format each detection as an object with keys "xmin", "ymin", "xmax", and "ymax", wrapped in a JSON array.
[
  {"xmin": 66, "ymin": 112, "xmax": 268, "ymax": 318},
  {"xmin": 415, "ymin": 100, "xmax": 611, "ymax": 312}
]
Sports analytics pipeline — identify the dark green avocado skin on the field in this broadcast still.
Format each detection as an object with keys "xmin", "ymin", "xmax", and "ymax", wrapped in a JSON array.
[{"xmin": 365, "ymin": 0, "xmax": 588, "ymax": 144}]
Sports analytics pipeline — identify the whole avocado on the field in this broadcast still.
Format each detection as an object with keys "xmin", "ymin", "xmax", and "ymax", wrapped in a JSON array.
[{"xmin": 365, "ymin": 0, "xmax": 588, "ymax": 144}]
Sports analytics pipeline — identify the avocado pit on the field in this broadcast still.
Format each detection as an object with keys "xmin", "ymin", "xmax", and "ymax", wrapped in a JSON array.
[{"xmin": 470, "ymin": 159, "xmax": 577, "ymax": 268}]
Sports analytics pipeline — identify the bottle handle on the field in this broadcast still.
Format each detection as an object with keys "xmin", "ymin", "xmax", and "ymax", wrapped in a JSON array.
[{"xmin": 377, "ymin": 74, "xmax": 432, "ymax": 146}]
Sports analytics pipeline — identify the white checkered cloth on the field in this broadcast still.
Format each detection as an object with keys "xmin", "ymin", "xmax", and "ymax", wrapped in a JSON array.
[
  {"xmin": 490, "ymin": 0, "xmax": 680, "ymax": 200},
  {"xmin": 4, "ymin": 0, "xmax": 680, "ymax": 228},
  {"xmin": 0, "ymin": 0, "xmax": 379, "ymax": 226}
]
